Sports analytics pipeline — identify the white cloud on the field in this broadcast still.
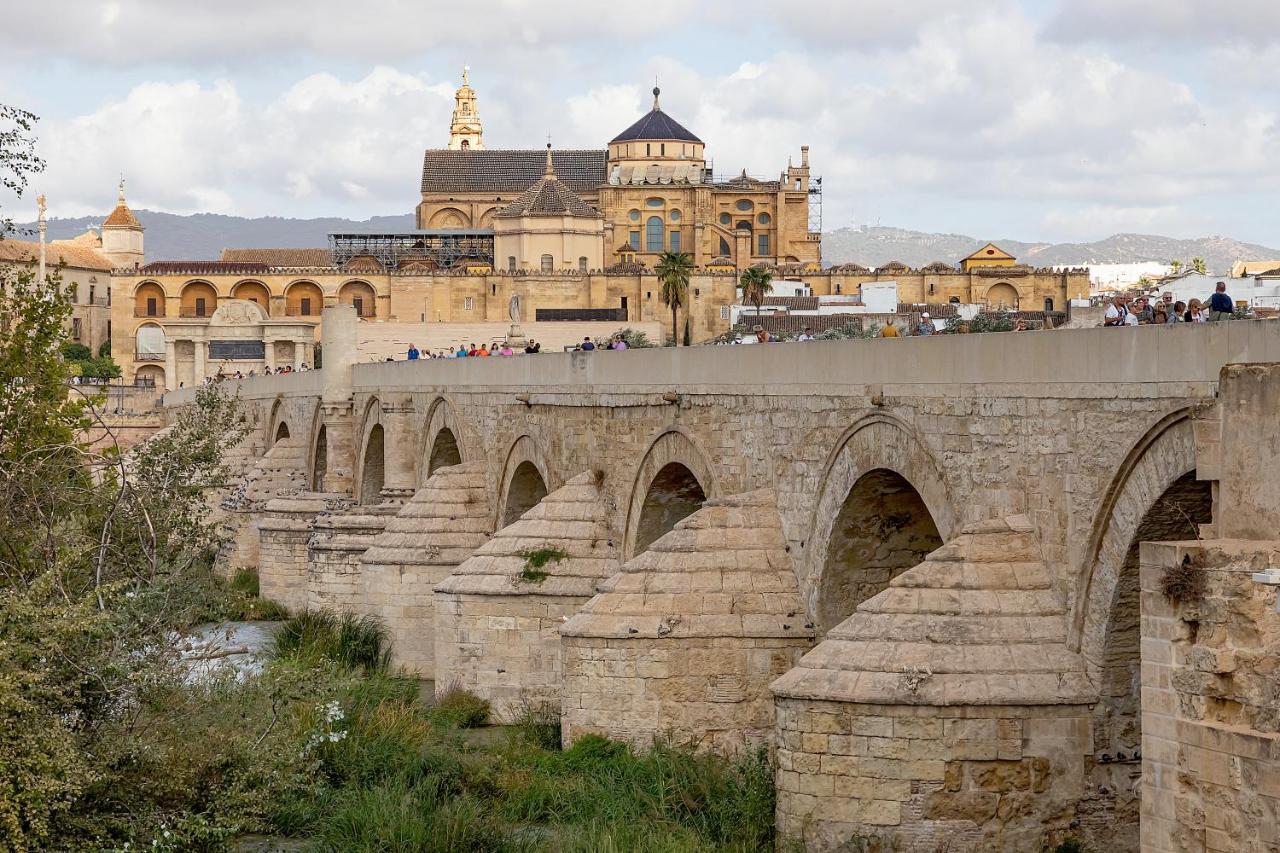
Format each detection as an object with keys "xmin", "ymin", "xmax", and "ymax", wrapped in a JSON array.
[
  {"xmin": 1044, "ymin": 0, "xmax": 1280, "ymax": 46},
  {"xmin": 17, "ymin": 1, "xmax": 1280, "ymax": 243},
  {"xmin": 38, "ymin": 68, "xmax": 453, "ymax": 218},
  {"xmin": 0, "ymin": 0, "xmax": 692, "ymax": 67}
]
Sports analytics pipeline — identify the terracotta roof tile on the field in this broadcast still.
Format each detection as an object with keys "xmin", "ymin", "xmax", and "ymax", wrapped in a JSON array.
[
  {"xmin": 221, "ymin": 248, "xmax": 332, "ymax": 266},
  {"xmin": 103, "ymin": 202, "xmax": 141, "ymax": 228},
  {"xmin": 0, "ymin": 237, "xmax": 113, "ymax": 271}
]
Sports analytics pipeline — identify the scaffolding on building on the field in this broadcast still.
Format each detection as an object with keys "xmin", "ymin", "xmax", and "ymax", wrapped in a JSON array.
[
  {"xmin": 808, "ymin": 176, "xmax": 823, "ymax": 233},
  {"xmin": 329, "ymin": 230, "xmax": 495, "ymax": 270}
]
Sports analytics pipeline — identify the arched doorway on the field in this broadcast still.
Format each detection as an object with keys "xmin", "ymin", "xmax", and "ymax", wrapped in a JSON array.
[
  {"xmin": 286, "ymin": 281, "xmax": 323, "ymax": 317},
  {"xmin": 816, "ymin": 468, "xmax": 942, "ymax": 634},
  {"xmin": 273, "ymin": 421, "xmax": 290, "ymax": 445},
  {"xmin": 134, "ymin": 281, "xmax": 166, "ymax": 317},
  {"xmin": 180, "ymin": 281, "xmax": 218, "ymax": 317},
  {"xmin": 502, "ymin": 460, "xmax": 548, "ymax": 526},
  {"xmin": 359, "ymin": 424, "xmax": 385, "ymax": 505},
  {"xmin": 339, "ymin": 281, "xmax": 377, "ymax": 318},
  {"xmin": 232, "ymin": 280, "xmax": 271, "ymax": 314},
  {"xmin": 633, "ymin": 462, "xmax": 707, "ymax": 555},
  {"xmin": 427, "ymin": 428, "xmax": 461, "ymax": 476},
  {"xmin": 985, "ymin": 282, "xmax": 1019, "ymax": 310},
  {"xmin": 1095, "ymin": 470, "xmax": 1211, "ymax": 758},
  {"xmin": 134, "ymin": 323, "xmax": 166, "ymax": 362},
  {"xmin": 311, "ymin": 425, "xmax": 328, "ymax": 491},
  {"xmin": 134, "ymin": 364, "xmax": 164, "ymax": 387}
]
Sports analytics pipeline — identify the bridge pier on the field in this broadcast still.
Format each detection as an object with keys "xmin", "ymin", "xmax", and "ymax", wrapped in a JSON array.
[
  {"xmin": 771, "ymin": 516, "xmax": 1096, "ymax": 852},
  {"xmin": 561, "ymin": 490, "xmax": 814, "ymax": 751},
  {"xmin": 258, "ymin": 492, "xmax": 353, "ymax": 612},
  {"xmin": 359, "ymin": 462, "xmax": 493, "ymax": 678},
  {"xmin": 434, "ymin": 470, "xmax": 619, "ymax": 718}
]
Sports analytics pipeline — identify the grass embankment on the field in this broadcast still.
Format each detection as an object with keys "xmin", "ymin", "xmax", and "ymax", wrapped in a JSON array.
[{"xmin": 66, "ymin": 587, "xmax": 776, "ymax": 852}]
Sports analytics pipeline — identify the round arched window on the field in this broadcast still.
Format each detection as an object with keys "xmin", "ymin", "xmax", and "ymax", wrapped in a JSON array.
[
  {"xmin": 757, "ymin": 212, "xmax": 771, "ymax": 225},
  {"xmin": 719, "ymin": 212, "xmax": 731, "ymax": 226},
  {"xmin": 669, "ymin": 209, "xmax": 681, "ymax": 222},
  {"xmin": 736, "ymin": 199, "xmax": 753, "ymax": 211},
  {"xmin": 629, "ymin": 209, "xmax": 640, "ymax": 222}
]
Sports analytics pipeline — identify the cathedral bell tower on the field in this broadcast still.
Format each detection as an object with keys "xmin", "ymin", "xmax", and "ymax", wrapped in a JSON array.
[{"xmin": 449, "ymin": 66, "xmax": 483, "ymax": 151}]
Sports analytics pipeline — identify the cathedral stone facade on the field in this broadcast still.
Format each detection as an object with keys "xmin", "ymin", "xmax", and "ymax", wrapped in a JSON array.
[{"xmin": 417, "ymin": 74, "xmax": 821, "ymax": 271}]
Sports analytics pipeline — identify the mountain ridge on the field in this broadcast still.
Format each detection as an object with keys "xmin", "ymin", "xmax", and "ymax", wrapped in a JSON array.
[{"xmin": 10, "ymin": 212, "xmax": 1279, "ymax": 275}]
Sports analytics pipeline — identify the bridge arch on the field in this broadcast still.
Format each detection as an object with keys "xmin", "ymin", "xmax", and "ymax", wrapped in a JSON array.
[
  {"xmin": 1073, "ymin": 411, "xmax": 1210, "ymax": 757},
  {"xmin": 418, "ymin": 396, "xmax": 465, "ymax": 484},
  {"xmin": 496, "ymin": 435, "xmax": 553, "ymax": 528},
  {"xmin": 622, "ymin": 427, "xmax": 719, "ymax": 560},
  {"xmin": 354, "ymin": 397, "xmax": 386, "ymax": 505},
  {"xmin": 266, "ymin": 397, "xmax": 293, "ymax": 449},
  {"xmin": 306, "ymin": 401, "xmax": 328, "ymax": 492},
  {"xmin": 806, "ymin": 414, "xmax": 957, "ymax": 635}
]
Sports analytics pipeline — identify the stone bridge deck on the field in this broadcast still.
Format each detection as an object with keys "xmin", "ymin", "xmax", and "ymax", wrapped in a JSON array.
[{"xmin": 175, "ymin": 316, "xmax": 1280, "ymax": 852}]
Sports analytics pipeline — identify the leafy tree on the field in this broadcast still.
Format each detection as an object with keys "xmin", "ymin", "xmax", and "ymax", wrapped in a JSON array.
[
  {"xmin": 96, "ymin": 341, "xmax": 111, "ymax": 359},
  {"xmin": 654, "ymin": 251, "xmax": 693, "ymax": 347},
  {"xmin": 738, "ymin": 266, "xmax": 773, "ymax": 318},
  {"xmin": 59, "ymin": 342, "xmax": 92, "ymax": 362},
  {"xmin": 1191, "ymin": 257, "xmax": 1207, "ymax": 274},
  {"xmin": 0, "ymin": 105, "xmax": 44, "ymax": 237},
  {"xmin": 1169, "ymin": 259, "xmax": 1183, "ymax": 274}
]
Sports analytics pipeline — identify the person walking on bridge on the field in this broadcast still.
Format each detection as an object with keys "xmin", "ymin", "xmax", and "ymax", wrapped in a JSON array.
[{"xmin": 879, "ymin": 318, "xmax": 899, "ymax": 338}]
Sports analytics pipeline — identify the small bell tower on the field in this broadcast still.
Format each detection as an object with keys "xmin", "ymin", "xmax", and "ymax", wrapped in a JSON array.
[{"xmin": 449, "ymin": 66, "xmax": 484, "ymax": 151}]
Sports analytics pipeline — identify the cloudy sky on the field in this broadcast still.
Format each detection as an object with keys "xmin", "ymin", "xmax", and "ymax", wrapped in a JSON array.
[{"xmin": 2, "ymin": 0, "xmax": 1278, "ymax": 243}]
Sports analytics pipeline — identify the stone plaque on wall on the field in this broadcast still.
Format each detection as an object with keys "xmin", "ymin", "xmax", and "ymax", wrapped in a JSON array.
[{"xmin": 209, "ymin": 340, "xmax": 266, "ymax": 360}]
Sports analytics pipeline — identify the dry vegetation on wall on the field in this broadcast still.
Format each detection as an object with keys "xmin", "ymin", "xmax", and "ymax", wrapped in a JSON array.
[{"xmin": 1160, "ymin": 553, "xmax": 1207, "ymax": 603}]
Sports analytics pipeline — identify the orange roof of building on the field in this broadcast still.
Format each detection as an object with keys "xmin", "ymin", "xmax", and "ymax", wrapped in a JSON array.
[
  {"xmin": 221, "ymin": 247, "xmax": 333, "ymax": 266},
  {"xmin": 103, "ymin": 202, "xmax": 141, "ymax": 228},
  {"xmin": 0, "ymin": 236, "xmax": 113, "ymax": 271}
]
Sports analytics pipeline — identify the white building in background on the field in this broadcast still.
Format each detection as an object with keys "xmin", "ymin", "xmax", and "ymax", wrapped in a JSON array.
[
  {"xmin": 1054, "ymin": 262, "xmax": 1174, "ymax": 293},
  {"xmin": 1152, "ymin": 273, "xmax": 1280, "ymax": 310}
]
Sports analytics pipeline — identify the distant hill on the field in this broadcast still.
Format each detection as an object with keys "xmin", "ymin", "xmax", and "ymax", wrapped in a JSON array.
[
  {"xmin": 10, "ymin": 211, "xmax": 417, "ymax": 262},
  {"xmin": 823, "ymin": 227, "xmax": 1280, "ymax": 275},
  {"xmin": 11, "ymin": 212, "xmax": 1279, "ymax": 275}
]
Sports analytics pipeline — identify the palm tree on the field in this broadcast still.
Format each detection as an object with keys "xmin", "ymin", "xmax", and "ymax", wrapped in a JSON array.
[
  {"xmin": 1169, "ymin": 259, "xmax": 1183, "ymax": 274},
  {"xmin": 739, "ymin": 266, "xmax": 773, "ymax": 318},
  {"xmin": 655, "ymin": 251, "xmax": 693, "ymax": 347},
  {"xmin": 1191, "ymin": 257, "xmax": 1207, "ymax": 274}
]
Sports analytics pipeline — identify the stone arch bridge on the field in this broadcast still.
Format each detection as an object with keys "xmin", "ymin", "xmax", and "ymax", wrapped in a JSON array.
[{"xmin": 184, "ymin": 308, "xmax": 1280, "ymax": 851}]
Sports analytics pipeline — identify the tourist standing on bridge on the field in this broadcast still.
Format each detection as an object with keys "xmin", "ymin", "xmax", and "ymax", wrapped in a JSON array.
[
  {"xmin": 915, "ymin": 313, "xmax": 934, "ymax": 336},
  {"xmin": 1209, "ymin": 282, "xmax": 1234, "ymax": 321},
  {"xmin": 407, "ymin": 343, "xmax": 420, "ymax": 361},
  {"xmin": 879, "ymin": 318, "xmax": 899, "ymax": 337},
  {"xmin": 581, "ymin": 337, "xmax": 596, "ymax": 351}
]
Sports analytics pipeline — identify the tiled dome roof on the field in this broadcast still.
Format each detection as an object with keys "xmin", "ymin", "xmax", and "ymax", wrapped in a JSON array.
[
  {"xmin": 103, "ymin": 180, "xmax": 141, "ymax": 228},
  {"xmin": 103, "ymin": 201, "xmax": 140, "ymax": 228},
  {"xmin": 610, "ymin": 87, "xmax": 702, "ymax": 144}
]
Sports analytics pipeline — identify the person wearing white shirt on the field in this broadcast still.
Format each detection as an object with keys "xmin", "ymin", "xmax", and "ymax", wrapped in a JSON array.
[{"xmin": 797, "ymin": 326, "xmax": 815, "ymax": 342}]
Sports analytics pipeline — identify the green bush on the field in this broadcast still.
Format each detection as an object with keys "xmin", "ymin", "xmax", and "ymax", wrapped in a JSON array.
[
  {"xmin": 432, "ymin": 684, "xmax": 491, "ymax": 729},
  {"xmin": 510, "ymin": 700, "xmax": 563, "ymax": 751},
  {"xmin": 273, "ymin": 610, "xmax": 393, "ymax": 673}
]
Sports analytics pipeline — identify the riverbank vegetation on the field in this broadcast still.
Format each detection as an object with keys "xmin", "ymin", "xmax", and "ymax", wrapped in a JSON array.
[{"xmin": 1, "ymin": 106, "xmax": 775, "ymax": 851}]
